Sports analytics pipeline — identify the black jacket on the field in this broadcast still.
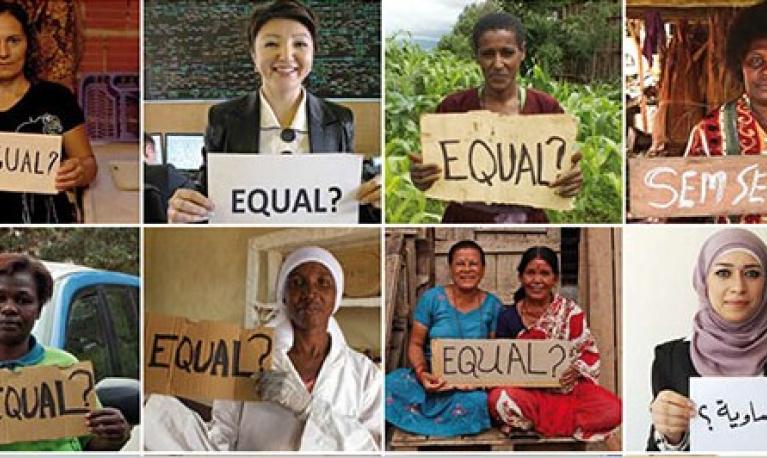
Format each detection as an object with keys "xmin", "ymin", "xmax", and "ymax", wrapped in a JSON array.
[
  {"xmin": 647, "ymin": 338, "xmax": 767, "ymax": 451},
  {"xmin": 199, "ymin": 90, "xmax": 378, "ymax": 222}
]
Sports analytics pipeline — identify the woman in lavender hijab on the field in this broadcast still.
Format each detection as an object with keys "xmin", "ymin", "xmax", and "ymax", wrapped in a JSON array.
[{"xmin": 647, "ymin": 228, "xmax": 767, "ymax": 451}]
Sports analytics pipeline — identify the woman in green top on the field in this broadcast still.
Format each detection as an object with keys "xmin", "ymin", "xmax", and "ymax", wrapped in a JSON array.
[{"xmin": 0, "ymin": 253, "xmax": 130, "ymax": 451}]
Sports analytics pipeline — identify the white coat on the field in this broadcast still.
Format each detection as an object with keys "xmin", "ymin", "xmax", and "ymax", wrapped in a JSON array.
[{"xmin": 144, "ymin": 335, "xmax": 382, "ymax": 451}]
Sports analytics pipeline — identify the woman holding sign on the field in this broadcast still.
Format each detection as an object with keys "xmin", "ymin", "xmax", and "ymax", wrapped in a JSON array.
[
  {"xmin": 681, "ymin": 1, "xmax": 767, "ymax": 223},
  {"xmin": 409, "ymin": 12, "xmax": 582, "ymax": 223},
  {"xmin": 0, "ymin": 3, "xmax": 96, "ymax": 223},
  {"xmin": 385, "ymin": 240, "xmax": 502, "ymax": 436},
  {"xmin": 647, "ymin": 228, "xmax": 767, "ymax": 451},
  {"xmin": 487, "ymin": 246, "xmax": 621, "ymax": 442},
  {"xmin": 166, "ymin": 0, "xmax": 380, "ymax": 223},
  {"xmin": 144, "ymin": 246, "xmax": 382, "ymax": 451},
  {"xmin": 0, "ymin": 253, "xmax": 129, "ymax": 451}
]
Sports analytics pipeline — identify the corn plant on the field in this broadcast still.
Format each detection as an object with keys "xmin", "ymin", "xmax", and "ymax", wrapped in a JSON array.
[{"xmin": 385, "ymin": 39, "xmax": 622, "ymax": 223}]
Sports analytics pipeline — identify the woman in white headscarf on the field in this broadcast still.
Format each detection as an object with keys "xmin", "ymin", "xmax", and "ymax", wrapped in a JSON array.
[{"xmin": 144, "ymin": 246, "xmax": 382, "ymax": 451}]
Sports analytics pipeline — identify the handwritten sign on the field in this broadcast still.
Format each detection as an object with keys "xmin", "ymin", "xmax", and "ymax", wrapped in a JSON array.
[
  {"xmin": 690, "ymin": 377, "xmax": 767, "ymax": 451},
  {"xmin": 207, "ymin": 153, "xmax": 361, "ymax": 223},
  {"xmin": 0, "ymin": 361, "xmax": 97, "ymax": 444},
  {"xmin": 431, "ymin": 339, "xmax": 576, "ymax": 388},
  {"xmin": 145, "ymin": 313, "xmax": 273, "ymax": 402},
  {"xmin": 421, "ymin": 112, "xmax": 578, "ymax": 210},
  {"xmin": 0, "ymin": 132, "xmax": 62, "ymax": 194},
  {"xmin": 629, "ymin": 156, "xmax": 767, "ymax": 218}
]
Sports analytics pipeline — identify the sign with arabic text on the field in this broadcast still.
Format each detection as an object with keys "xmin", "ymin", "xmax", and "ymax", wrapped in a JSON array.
[{"xmin": 690, "ymin": 377, "xmax": 767, "ymax": 451}]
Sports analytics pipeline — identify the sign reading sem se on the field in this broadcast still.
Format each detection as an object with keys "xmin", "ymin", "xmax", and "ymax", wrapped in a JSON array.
[
  {"xmin": 431, "ymin": 339, "xmax": 575, "ymax": 388},
  {"xmin": 0, "ymin": 132, "xmax": 62, "ymax": 194},
  {"xmin": 629, "ymin": 156, "xmax": 767, "ymax": 218},
  {"xmin": 145, "ymin": 312, "xmax": 274, "ymax": 402},
  {"xmin": 207, "ymin": 153, "xmax": 361, "ymax": 223},
  {"xmin": 421, "ymin": 112, "xmax": 578, "ymax": 210}
]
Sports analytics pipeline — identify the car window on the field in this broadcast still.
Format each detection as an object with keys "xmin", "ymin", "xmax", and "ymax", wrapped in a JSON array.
[
  {"xmin": 103, "ymin": 285, "xmax": 139, "ymax": 379},
  {"xmin": 64, "ymin": 287, "xmax": 111, "ymax": 381}
]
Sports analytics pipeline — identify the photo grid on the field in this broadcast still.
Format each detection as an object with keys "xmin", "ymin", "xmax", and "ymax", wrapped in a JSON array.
[{"xmin": 0, "ymin": 0, "xmax": 764, "ymax": 457}]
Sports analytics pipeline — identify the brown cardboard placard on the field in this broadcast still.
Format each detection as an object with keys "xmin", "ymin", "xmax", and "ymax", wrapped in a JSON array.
[
  {"xmin": 431, "ymin": 339, "xmax": 576, "ymax": 388},
  {"xmin": 629, "ymin": 156, "xmax": 767, "ymax": 218},
  {"xmin": 145, "ymin": 312, "xmax": 273, "ymax": 401},
  {"xmin": 421, "ymin": 112, "xmax": 578, "ymax": 210},
  {"xmin": 0, "ymin": 361, "xmax": 97, "ymax": 445},
  {"xmin": 0, "ymin": 132, "xmax": 62, "ymax": 194}
]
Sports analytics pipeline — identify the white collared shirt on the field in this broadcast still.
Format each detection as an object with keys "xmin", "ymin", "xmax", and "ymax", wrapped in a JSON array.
[{"xmin": 258, "ymin": 88, "xmax": 310, "ymax": 155}]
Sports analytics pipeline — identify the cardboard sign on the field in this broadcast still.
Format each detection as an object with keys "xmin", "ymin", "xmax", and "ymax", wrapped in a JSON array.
[
  {"xmin": 0, "ymin": 361, "xmax": 97, "ymax": 445},
  {"xmin": 207, "ymin": 153, "xmax": 361, "ymax": 223},
  {"xmin": 690, "ymin": 377, "xmax": 767, "ymax": 451},
  {"xmin": 421, "ymin": 112, "xmax": 578, "ymax": 210},
  {"xmin": 145, "ymin": 313, "xmax": 273, "ymax": 402},
  {"xmin": 629, "ymin": 156, "xmax": 767, "ymax": 218},
  {"xmin": 0, "ymin": 132, "xmax": 62, "ymax": 194},
  {"xmin": 431, "ymin": 339, "xmax": 576, "ymax": 388}
]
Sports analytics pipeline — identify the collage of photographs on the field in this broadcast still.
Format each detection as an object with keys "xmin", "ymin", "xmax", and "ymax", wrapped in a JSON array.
[{"xmin": 0, "ymin": 0, "xmax": 765, "ymax": 456}]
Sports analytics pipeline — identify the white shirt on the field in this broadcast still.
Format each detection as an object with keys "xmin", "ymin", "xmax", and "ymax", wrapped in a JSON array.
[
  {"xmin": 143, "ymin": 336, "xmax": 381, "ymax": 451},
  {"xmin": 258, "ymin": 88, "xmax": 310, "ymax": 155}
]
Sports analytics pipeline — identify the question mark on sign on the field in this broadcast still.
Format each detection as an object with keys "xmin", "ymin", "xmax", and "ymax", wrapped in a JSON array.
[
  {"xmin": 47, "ymin": 151, "xmax": 60, "ymax": 174},
  {"xmin": 548, "ymin": 344, "xmax": 567, "ymax": 377},
  {"xmin": 68, "ymin": 368, "xmax": 95, "ymax": 407},
  {"xmin": 328, "ymin": 187, "xmax": 341, "ymax": 212},
  {"xmin": 698, "ymin": 404, "xmax": 713, "ymax": 431},
  {"xmin": 248, "ymin": 332, "xmax": 273, "ymax": 371},
  {"xmin": 547, "ymin": 136, "xmax": 567, "ymax": 172}
]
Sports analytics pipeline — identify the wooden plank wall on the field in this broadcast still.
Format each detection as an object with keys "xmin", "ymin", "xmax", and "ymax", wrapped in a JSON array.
[
  {"xmin": 386, "ymin": 227, "xmax": 622, "ymax": 399},
  {"xmin": 433, "ymin": 228, "xmax": 560, "ymax": 306},
  {"xmin": 578, "ymin": 228, "xmax": 622, "ymax": 397}
]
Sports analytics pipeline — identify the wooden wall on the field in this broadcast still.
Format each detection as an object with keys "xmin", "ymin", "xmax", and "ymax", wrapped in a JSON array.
[
  {"xmin": 385, "ymin": 227, "xmax": 623, "ymax": 398},
  {"xmin": 433, "ymin": 228, "xmax": 561, "ymax": 306}
]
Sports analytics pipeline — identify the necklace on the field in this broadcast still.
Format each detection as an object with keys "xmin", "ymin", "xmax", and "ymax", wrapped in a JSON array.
[{"xmin": 518, "ymin": 298, "xmax": 549, "ymax": 328}]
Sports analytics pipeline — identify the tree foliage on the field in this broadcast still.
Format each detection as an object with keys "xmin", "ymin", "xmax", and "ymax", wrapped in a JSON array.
[
  {"xmin": 0, "ymin": 228, "xmax": 139, "ymax": 275},
  {"xmin": 437, "ymin": 0, "xmax": 620, "ymax": 82}
]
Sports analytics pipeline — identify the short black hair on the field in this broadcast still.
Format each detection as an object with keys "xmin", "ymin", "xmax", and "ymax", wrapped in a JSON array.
[
  {"xmin": 725, "ymin": 1, "xmax": 767, "ymax": 82},
  {"xmin": 513, "ymin": 246, "xmax": 560, "ymax": 303},
  {"xmin": 471, "ymin": 12, "xmax": 526, "ymax": 56},
  {"xmin": 0, "ymin": 253, "xmax": 53, "ymax": 308},
  {"xmin": 448, "ymin": 240, "xmax": 486, "ymax": 266},
  {"xmin": 248, "ymin": 0, "xmax": 319, "ymax": 52},
  {"xmin": 0, "ymin": 2, "xmax": 40, "ymax": 82}
]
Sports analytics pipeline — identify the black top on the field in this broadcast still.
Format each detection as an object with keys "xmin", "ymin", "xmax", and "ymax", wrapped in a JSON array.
[
  {"xmin": 496, "ymin": 303, "xmax": 525, "ymax": 338},
  {"xmin": 647, "ymin": 338, "xmax": 767, "ymax": 451},
  {"xmin": 0, "ymin": 80, "xmax": 85, "ymax": 223}
]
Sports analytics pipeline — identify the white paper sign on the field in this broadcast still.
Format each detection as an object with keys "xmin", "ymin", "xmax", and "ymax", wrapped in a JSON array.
[
  {"xmin": 207, "ymin": 153, "xmax": 361, "ymax": 223},
  {"xmin": 0, "ymin": 132, "xmax": 62, "ymax": 194},
  {"xmin": 690, "ymin": 377, "xmax": 767, "ymax": 451}
]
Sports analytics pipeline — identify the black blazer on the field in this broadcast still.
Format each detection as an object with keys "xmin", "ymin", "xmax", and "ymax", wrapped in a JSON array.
[
  {"xmin": 646, "ymin": 338, "xmax": 767, "ymax": 451},
  {"xmin": 200, "ymin": 90, "xmax": 353, "ymax": 191},
  {"xmin": 198, "ymin": 90, "xmax": 379, "ymax": 223}
]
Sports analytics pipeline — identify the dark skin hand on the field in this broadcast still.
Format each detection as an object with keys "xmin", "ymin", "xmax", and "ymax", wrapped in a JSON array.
[
  {"xmin": 549, "ymin": 152, "xmax": 583, "ymax": 198},
  {"xmin": 408, "ymin": 153, "xmax": 442, "ymax": 192},
  {"xmin": 558, "ymin": 364, "xmax": 579, "ymax": 391},
  {"xmin": 83, "ymin": 407, "xmax": 130, "ymax": 451}
]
